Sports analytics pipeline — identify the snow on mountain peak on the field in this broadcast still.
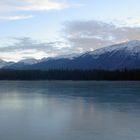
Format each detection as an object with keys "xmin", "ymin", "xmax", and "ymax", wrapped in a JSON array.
[
  {"xmin": 19, "ymin": 58, "xmax": 38, "ymax": 65},
  {"xmin": 90, "ymin": 40, "xmax": 140, "ymax": 56}
]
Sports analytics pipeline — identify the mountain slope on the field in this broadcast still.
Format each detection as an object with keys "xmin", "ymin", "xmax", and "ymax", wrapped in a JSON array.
[
  {"xmin": 0, "ymin": 59, "xmax": 14, "ymax": 68},
  {"xmin": 4, "ymin": 58, "xmax": 38, "ymax": 69},
  {"xmin": 19, "ymin": 58, "xmax": 38, "ymax": 65},
  {"xmin": 3, "ymin": 40, "xmax": 140, "ymax": 70}
]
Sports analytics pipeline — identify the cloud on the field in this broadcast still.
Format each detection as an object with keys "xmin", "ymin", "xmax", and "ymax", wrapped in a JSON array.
[
  {"xmin": 0, "ymin": 0, "xmax": 68, "ymax": 12},
  {"xmin": 0, "ymin": 15, "xmax": 33, "ymax": 21},
  {"xmin": 0, "ymin": 37, "xmax": 72, "ymax": 61},
  {"xmin": 20, "ymin": 0, "xmax": 68, "ymax": 11},
  {"xmin": 0, "ymin": 37, "xmax": 55, "ymax": 52},
  {"xmin": 63, "ymin": 20, "xmax": 140, "ymax": 52},
  {"xmin": 0, "ymin": 0, "xmax": 69, "ymax": 21},
  {"xmin": 2, "ymin": 20, "xmax": 140, "ymax": 61}
]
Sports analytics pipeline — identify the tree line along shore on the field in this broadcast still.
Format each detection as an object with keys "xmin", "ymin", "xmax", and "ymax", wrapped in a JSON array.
[{"xmin": 0, "ymin": 69, "xmax": 140, "ymax": 80}]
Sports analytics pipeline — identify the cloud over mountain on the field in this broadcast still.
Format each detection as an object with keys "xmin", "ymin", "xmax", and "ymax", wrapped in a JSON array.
[
  {"xmin": 64, "ymin": 20, "xmax": 140, "ymax": 51},
  {"xmin": 0, "ymin": 37, "xmax": 72, "ymax": 61},
  {"xmin": 2, "ymin": 20, "xmax": 140, "ymax": 61}
]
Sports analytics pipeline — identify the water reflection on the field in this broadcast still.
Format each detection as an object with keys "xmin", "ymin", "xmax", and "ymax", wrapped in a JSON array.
[{"xmin": 0, "ymin": 81, "xmax": 140, "ymax": 140}]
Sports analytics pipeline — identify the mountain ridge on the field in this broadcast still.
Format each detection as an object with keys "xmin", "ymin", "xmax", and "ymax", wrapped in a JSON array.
[{"xmin": 2, "ymin": 40, "xmax": 140, "ymax": 70}]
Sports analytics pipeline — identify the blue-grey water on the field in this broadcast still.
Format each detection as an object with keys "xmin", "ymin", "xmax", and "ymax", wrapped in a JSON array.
[{"xmin": 0, "ymin": 81, "xmax": 140, "ymax": 140}]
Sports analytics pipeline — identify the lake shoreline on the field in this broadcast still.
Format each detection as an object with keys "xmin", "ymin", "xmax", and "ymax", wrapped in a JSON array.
[{"xmin": 0, "ymin": 69, "xmax": 140, "ymax": 80}]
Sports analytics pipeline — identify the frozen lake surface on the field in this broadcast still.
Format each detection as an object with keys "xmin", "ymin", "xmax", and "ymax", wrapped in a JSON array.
[{"xmin": 0, "ymin": 81, "xmax": 140, "ymax": 140}]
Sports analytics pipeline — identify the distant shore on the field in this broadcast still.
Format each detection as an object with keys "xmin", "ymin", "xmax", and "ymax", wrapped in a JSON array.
[{"xmin": 0, "ymin": 69, "xmax": 140, "ymax": 81}]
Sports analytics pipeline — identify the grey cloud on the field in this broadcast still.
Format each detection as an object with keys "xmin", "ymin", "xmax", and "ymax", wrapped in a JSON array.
[
  {"xmin": 0, "ymin": 37, "xmax": 75, "ymax": 61},
  {"xmin": 2, "ymin": 20, "xmax": 140, "ymax": 61},
  {"xmin": 63, "ymin": 20, "xmax": 140, "ymax": 51},
  {"xmin": 0, "ymin": 37, "xmax": 57, "ymax": 52}
]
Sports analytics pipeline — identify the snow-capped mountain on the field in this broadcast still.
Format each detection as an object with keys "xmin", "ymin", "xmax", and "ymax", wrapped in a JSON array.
[
  {"xmin": 0, "ymin": 59, "xmax": 14, "ymax": 68},
  {"xmin": 3, "ymin": 40, "xmax": 140, "ymax": 70},
  {"xmin": 89, "ymin": 40, "xmax": 140, "ymax": 57},
  {"xmin": 18, "ymin": 58, "xmax": 39, "ymax": 65},
  {"xmin": 0, "ymin": 59, "xmax": 7, "ymax": 68},
  {"xmin": 40, "ymin": 53, "xmax": 81, "ymax": 62},
  {"xmin": 3, "ymin": 58, "xmax": 38, "ymax": 69},
  {"xmin": 79, "ymin": 40, "xmax": 140, "ymax": 69}
]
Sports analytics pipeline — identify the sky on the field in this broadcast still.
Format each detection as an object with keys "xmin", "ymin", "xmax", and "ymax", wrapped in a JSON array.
[{"xmin": 1, "ymin": 0, "xmax": 140, "ymax": 61}]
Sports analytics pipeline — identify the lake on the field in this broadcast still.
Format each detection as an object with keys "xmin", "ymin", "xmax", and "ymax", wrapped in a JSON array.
[{"xmin": 0, "ymin": 81, "xmax": 140, "ymax": 140}]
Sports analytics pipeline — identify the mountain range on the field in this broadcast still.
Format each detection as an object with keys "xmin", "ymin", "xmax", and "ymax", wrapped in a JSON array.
[{"xmin": 2, "ymin": 40, "xmax": 140, "ymax": 70}]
